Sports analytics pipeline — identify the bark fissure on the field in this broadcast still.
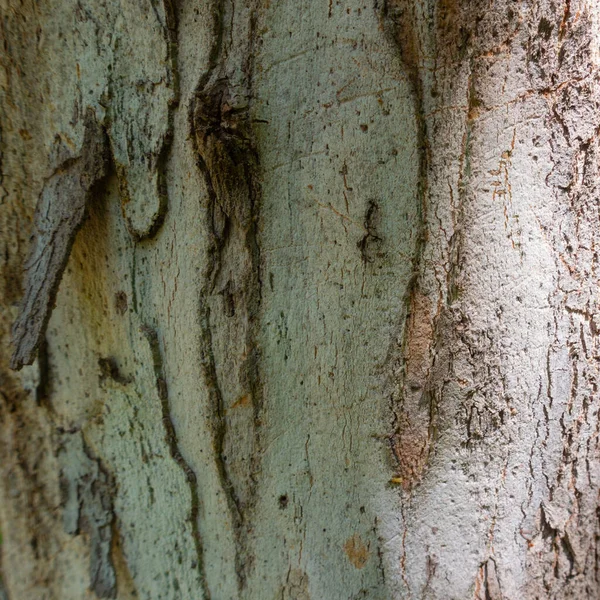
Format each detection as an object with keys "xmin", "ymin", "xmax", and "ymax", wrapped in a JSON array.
[
  {"xmin": 189, "ymin": 0, "xmax": 263, "ymax": 588},
  {"xmin": 141, "ymin": 324, "xmax": 211, "ymax": 600}
]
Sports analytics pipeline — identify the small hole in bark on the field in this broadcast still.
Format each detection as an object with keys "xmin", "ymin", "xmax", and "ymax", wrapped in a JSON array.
[{"xmin": 278, "ymin": 494, "xmax": 289, "ymax": 509}]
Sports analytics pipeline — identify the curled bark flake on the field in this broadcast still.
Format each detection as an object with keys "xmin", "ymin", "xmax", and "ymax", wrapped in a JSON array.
[{"xmin": 10, "ymin": 111, "xmax": 108, "ymax": 371}]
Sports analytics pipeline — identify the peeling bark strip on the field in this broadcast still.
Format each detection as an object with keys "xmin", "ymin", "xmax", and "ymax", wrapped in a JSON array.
[
  {"xmin": 140, "ymin": 324, "xmax": 211, "ymax": 600},
  {"xmin": 189, "ymin": 0, "xmax": 263, "ymax": 588},
  {"xmin": 59, "ymin": 432, "xmax": 117, "ymax": 598},
  {"xmin": 10, "ymin": 111, "xmax": 109, "ymax": 370}
]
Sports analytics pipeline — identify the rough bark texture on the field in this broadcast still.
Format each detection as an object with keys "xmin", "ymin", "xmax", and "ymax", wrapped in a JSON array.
[{"xmin": 1, "ymin": 0, "xmax": 600, "ymax": 599}]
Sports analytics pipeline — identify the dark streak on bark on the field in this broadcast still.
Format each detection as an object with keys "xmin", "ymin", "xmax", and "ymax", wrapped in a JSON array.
[
  {"xmin": 34, "ymin": 338, "xmax": 50, "ymax": 408},
  {"xmin": 10, "ymin": 110, "xmax": 109, "ymax": 370},
  {"xmin": 197, "ymin": 302, "xmax": 245, "ymax": 580},
  {"xmin": 98, "ymin": 356, "xmax": 133, "ymax": 386},
  {"xmin": 114, "ymin": 0, "xmax": 179, "ymax": 242},
  {"xmin": 140, "ymin": 324, "xmax": 211, "ymax": 600},
  {"xmin": 189, "ymin": 0, "xmax": 263, "ymax": 588},
  {"xmin": 357, "ymin": 199, "xmax": 383, "ymax": 264},
  {"xmin": 188, "ymin": 1, "xmax": 246, "ymax": 588}
]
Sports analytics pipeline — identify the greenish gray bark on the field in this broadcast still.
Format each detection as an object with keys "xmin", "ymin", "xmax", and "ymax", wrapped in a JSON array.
[{"xmin": 1, "ymin": 0, "xmax": 600, "ymax": 598}]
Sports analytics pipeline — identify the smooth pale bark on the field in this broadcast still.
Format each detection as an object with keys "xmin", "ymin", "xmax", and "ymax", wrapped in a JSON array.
[{"xmin": 1, "ymin": 0, "xmax": 599, "ymax": 599}]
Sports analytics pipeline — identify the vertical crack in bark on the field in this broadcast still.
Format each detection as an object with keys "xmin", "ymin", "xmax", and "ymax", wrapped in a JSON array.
[
  {"xmin": 189, "ymin": 0, "xmax": 263, "ymax": 589},
  {"xmin": 473, "ymin": 558, "xmax": 503, "ymax": 600},
  {"xmin": 141, "ymin": 325, "xmax": 211, "ymax": 600}
]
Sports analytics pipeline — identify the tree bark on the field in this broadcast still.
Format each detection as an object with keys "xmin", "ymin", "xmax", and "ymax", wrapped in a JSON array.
[{"xmin": 1, "ymin": 0, "xmax": 599, "ymax": 598}]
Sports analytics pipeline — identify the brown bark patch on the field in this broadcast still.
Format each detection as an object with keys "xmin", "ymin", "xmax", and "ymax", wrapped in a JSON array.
[
  {"xmin": 231, "ymin": 394, "xmax": 252, "ymax": 410},
  {"xmin": 404, "ymin": 290, "xmax": 434, "ymax": 389},
  {"xmin": 343, "ymin": 534, "xmax": 370, "ymax": 569},
  {"xmin": 389, "ymin": 287, "xmax": 437, "ymax": 489}
]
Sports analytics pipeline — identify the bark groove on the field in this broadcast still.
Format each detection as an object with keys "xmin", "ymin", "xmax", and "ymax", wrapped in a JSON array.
[{"xmin": 189, "ymin": 0, "xmax": 263, "ymax": 588}]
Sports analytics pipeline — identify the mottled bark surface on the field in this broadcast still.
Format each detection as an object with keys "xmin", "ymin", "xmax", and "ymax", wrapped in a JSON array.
[{"xmin": 1, "ymin": 0, "xmax": 600, "ymax": 599}]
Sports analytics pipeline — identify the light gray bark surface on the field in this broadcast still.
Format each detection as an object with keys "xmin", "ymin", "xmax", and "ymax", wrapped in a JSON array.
[{"xmin": 1, "ymin": 0, "xmax": 600, "ymax": 599}]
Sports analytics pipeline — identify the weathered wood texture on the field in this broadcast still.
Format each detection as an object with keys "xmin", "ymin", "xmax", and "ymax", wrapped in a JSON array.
[{"xmin": 1, "ymin": 0, "xmax": 600, "ymax": 598}]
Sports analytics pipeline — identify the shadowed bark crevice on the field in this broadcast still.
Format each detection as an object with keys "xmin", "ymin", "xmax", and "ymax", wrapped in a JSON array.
[
  {"xmin": 141, "ymin": 324, "xmax": 211, "ymax": 600},
  {"xmin": 189, "ymin": 0, "xmax": 264, "ymax": 588}
]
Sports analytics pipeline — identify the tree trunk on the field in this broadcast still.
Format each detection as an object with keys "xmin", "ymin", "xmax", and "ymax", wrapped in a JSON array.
[{"xmin": 1, "ymin": 0, "xmax": 599, "ymax": 598}]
